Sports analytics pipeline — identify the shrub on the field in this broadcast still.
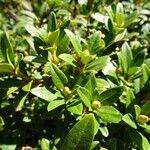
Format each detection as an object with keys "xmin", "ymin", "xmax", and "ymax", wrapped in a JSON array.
[{"xmin": 0, "ymin": 0, "xmax": 150, "ymax": 149}]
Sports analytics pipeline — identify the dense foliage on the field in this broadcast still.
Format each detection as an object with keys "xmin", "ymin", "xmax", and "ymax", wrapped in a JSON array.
[{"xmin": 0, "ymin": 0, "xmax": 150, "ymax": 149}]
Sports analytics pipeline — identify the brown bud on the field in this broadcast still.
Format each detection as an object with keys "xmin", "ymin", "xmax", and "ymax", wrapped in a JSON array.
[
  {"xmin": 52, "ymin": 55, "xmax": 60, "ymax": 64},
  {"xmin": 116, "ymin": 67, "xmax": 123, "ymax": 75}
]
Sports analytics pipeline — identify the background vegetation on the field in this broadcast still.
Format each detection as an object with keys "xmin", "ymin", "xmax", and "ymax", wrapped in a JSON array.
[{"xmin": 0, "ymin": 0, "xmax": 150, "ymax": 149}]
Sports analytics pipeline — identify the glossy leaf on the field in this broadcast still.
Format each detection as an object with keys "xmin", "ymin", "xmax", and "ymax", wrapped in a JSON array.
[
  {"xmin": 114, "ymin": 29, "xmax": 127, "ymax": 42},
  {"xmin": 77, "ymin": 86, "xmax": 92, "ymax": 107},
  {"xmin": 67, "ymin": 100, "xmax": 83, "ymax": 115},
  {"xmin": 50, "ymin": 63, "xmax": 68, "ymax": 89},
  {"xmin": 134, "ymin": 50, "xmax": 145, "ymax": 66},
  {"xmin": 25, "ymin": 24, "xmax": 40, "ymax": 37},
  {"xmin": 95, "ymin": 106, "xmax": 122, "ymax": 123},
  {"xmin": 96, "ymin": 78, "xmax": 110, "ymax": 92},
  {"xmin": 47, "ymin": 99, "xmax": 65, "ymax": 112},
  {"xmin": 59, "ymin": 53, "xmax": 76, "ymax": 66},
  {"xmin": 124, "ymin": 12, "xmax": 138, "ymax": 27},
  {"xmin": 140, "ymin": 64, "xmax": 150, "ymax": 89},
  {"xmin": 118, "ymin": 42, "xmax": 133, "ymax": 75},
  {"xmin": 53, "ymin": 64, "xmax": 68, "ymax": 83},
  {"xmin": 47, "ymin": 12, "xmax": 57, "ymax": 32},
  {"xmin": 65, "ymin": 29, "xmax": 82, "ymax": 55},
  {"xmin": 15, "ymin": 93, "xmax": 29, "ymax": 111},
  {"xmin": 2, "ymin": 31, "xmax": 15, "ymax": 65},
  {"xmin": 86, "ymin": 56, "xmax": 110, "ymax": 72},
  {"xmin": 0, "ymin": 116, "xmax": 4, "ymax": 128},
  {"xmin": 122, "ymin": 113, "xmax": 137, "ymax": 129},
  {"xmin": 31, "ymin": 87, "xmax": 57, "ymax": 102},
  {"xmin": 141, "ymin": 101, "xmax": 150, "ymax": 116},
  {"xmin": 90, "ymin": 141, "xmax": 100, "ymax": 150},
  {"xmin": 99, "ymin": 86, "xmax": 123, "ymax": 105},
  {"xmin": 80, "ymin": 50, "xmax": 96, "ymax": 65},
  {"xmin": 138, "ymin": 124, "xmax": 150, "ymax": 134},
  {"xmin": 47, "ymin": 29, "xmax": 60, "ymax": 46},
  {"xmin": 84, "ymin": 74, "xmax": 97, "ymax": 95},
  {"xmin": 41, "ymin": 138, "xmax": 50, "ymax": 150},
  {"xmin": 22, "ymin": 80, "xmax": 33, "ymax": 92},
  {"xmin": 115, "ymin": 12, "xmax": 124, "ymax": 27},
  {"xmin": 134, "ymin": 105, "xmax": 141, "ymax": 119},
  {"xmin": 0, "ymin": 145, "xmax": 16, "ymax": 150},
  {"xmin": 0, "ymin": 63, "xmax": 14, "ymax": 73},
  {"xmin": 126, "ymin": 87, "xmax": 135, "ymax": 112},
  {"xmin": 88, "ymin": 31, "xmax": 105, "ymax": 54},
  {"xmin": 99, "ymin": 127, "xmax": 109, "ymax": 137},
  {"xmin": 129, "ymin": 130, "xmax": 150, "ymax": 150},
  {"xmin": 0, "ymin": 33, "xmax": 7, "ymax": 62},
  {"xmin": 61, "ymin": 114, "xmax": 95, "ymax": 150}
]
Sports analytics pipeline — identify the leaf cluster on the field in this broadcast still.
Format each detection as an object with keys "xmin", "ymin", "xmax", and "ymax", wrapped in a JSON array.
[{"xmin": 0, "ymin": 0, "xmax": 150, "ymax": 149}]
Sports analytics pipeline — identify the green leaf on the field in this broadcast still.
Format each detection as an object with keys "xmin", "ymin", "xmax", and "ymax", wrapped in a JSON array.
[
  {"xmin": 52, "ymin": 64, "xmax": 68, "ymax": 84},
  {"xmin": 0, "ymin": 33, "xmax": 7, "ymax": 62},
  {"xmin": 14, "ymin": 93, "xmax": 29, "ymax": 111},
  {"xmin": 96, "ymin": 78, "xmax": 110, "ymax": 92},
  {"xmin": 88, "ymin": 31, "xmax": 105, "ymax": 54},
  {"xmin": 141, "ymin": 101, "xmax": 150, "ymax": 116},
  {"xmin": 3, "ymin": 31, "xmax": 15, "ymax": 65},
  {"xmin": 99, "ymin": 86, "xmax": 123, "ymax": 105},
  {"xmin": 31, "ymin": 86, "xmax": 57, "ymax": 102},
  {"xmin": 116, "ymin": 3, "xmax": 124, "ymax": 13},
  {"xmin": 115, "ymin": 12, "xmax": 124, "ymax": 27},
  {"xmin": 24, "ymin": 56, "xmax": 47, "ymax": 64},
  {"xmin": 93, "ymin": 117, "xmax": 99, "ymax": 135},
  {"xmin": 59, "ymin": 53, "xmax": 76, "ymax": 66},
  {"xmin": 86, "ymin": 56, "xmax": 110, "ymax": 72},
  {"xmin": 129, "ymin": 130, "xmax": 150, "ymax": 150},
  {"xmin": 99, "ymin": 127, "xmax": 109, "ymax": 137},
  {"xmin": 47, "ymin": 29, "xmax": 60, "ymax": 46},
  {"xmin": 105, "ymin": 18, "xmax": 113, "ymax": 32},
  {"xmin": 77, "ymin": 86, "xmax": 92, "ymax": 107},
  {"xmin": 0, "ymin": 116, "xmax": 5, "ymax": 130},
  {"xmin": 95, "ymin": 106, "xmax": 122, "ymax": 123},
  {"xmin": 126, "ymin": 87, "xmax": 135, "ymax": 112},
  {"xmin": 118, "ymin": 42, "xmax": 133, "ymax": 75},
  {"xmin": 114, "ymin": 29, "xmax": 127, "ymax": 43},
  {"xmin": 65, "ymin": 29, "xmax": 82, "ymax": 55},
  {"xmin": 46, "ymin": 0, "xmax": 62, "ymax": 8},
  {"xmin": 85, "ymin": 74, "xmax": 97, "ymax": 95},
  {"xmin": 41, "ymin": 138, "xmax": 50, "ymax": 150},
  {"xmin": 22, "ymin": 80, "xmax": 33, "ymax": 92},
  {"xmin": 50, "ymin": 63, "xmax": 68, "ymax": 89},
  {"xmin": 140, "ymin": 64, "xmax": 150, "ymax": 89},
  {"xmin": 7, "ymin": 87, "xmax": 18, "ymax": 96},
  {"xmin": 138, "ymin": 124, "xmax": 150, "ymax": 134},
  {"xmin": 0, "ymin": 63, "xmax": 14, "ymax": 73},
  {"xmin": 47, "ymin": 99, "xmax": 65, "ymax": 111},
  {"xmin": 122, "ymin": 113, "xmax": 137, "ymax": 129},
  {"xmin": 47, "ymin": 12, "xmax": 57, "ymax": 32},
  {"xmin": 60, "ymin": 114, "xmax": 95, "ymax": 150},
  {"xmin": 134, "ymin": 50, "xmax": 145, "ymax": 66},
  {"xmin": 134, "ymin": 105, "xmax": 141, "ymax": 119},
  {"xmin": 133, "ymin": 78, "xmax": 141, "ymax": 94},
  {"xmin": 67, "ymin": 100, "xmax": 83, "ymax": 115},
  {"xmin": 124, "ymin": 12, "xmax": 138, "ymax": 27},
  {"xmin": 80, "ymin": 50, "xmax": 96, "ymax": 65},
  {"xmin": 0, "ymin": 145, "xmax": 16, "ymax": 150},
  {"xmin": 90, "ymin": 141, "xmax": 100, "ymax": 150},
  {"xmin": 25, "ymin": 24, "xmax": 40, "ymax": 37}
]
